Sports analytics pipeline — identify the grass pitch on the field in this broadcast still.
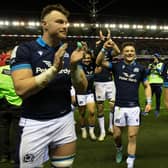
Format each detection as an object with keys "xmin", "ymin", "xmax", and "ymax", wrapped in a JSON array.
[{"xmin": 1, "ymin": 86, "xmax": 168, "ymax": 168}]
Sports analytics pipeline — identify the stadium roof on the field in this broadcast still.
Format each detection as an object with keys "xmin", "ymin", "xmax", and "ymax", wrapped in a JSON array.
[
  {"xmin": 0, "ymin": 0, "xmax": 168, "ymax": 42},
  {"xmin": 0, "ymin": 0, "xmax": 167, "ymax": 23}
]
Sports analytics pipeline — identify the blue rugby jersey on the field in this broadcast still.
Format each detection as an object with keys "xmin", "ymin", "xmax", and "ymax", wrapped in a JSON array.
[
  {"xmin": 163, "ymin": 62, "xmax": 168, "ymax": 88},
  {"xmin": 10, "ymin": 37, "xmax": 72, "ymax": 119},
  {"xmin": 109, "ymin": 61, "xmax": 147, "ymax": 107}
]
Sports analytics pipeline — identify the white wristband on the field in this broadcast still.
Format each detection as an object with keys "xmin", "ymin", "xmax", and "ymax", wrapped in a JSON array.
[
  {"xmin": 35, "ymin": 66, "xmax": 57, "ymax": 88},
  {"xmin": 101, "ymin": 47, "xmax": 107, "ymax": 53},
  {"xmin": 146, "ymin": 98, "xmax": 152, "ymax": 104}
]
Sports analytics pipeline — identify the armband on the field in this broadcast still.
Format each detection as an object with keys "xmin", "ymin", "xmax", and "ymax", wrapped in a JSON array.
[
  {"xmin": 146, "ymin": 98, "xmax": 152, "ymax": 104},
  {"xmin": 35, "ymin": 66, "xmax": 57, "ymax": 88},
  {"xmin": 101, "ymin": 47, "xmax": 107, "ymax": 53}
]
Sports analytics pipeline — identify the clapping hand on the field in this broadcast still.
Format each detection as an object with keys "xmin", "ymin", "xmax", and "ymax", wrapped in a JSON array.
[{"xmin": 53, "ymin": 43, "xmax": 68, "ymax": 71}]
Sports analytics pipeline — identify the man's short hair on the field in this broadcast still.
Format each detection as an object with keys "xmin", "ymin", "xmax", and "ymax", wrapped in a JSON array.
[
  {"xmin": 121, "ymin": 42, "xmax": 136, "ymax": 51},
  {"xmin": 41, "ymin": 4, "xmax": 70, "ymax": 21}
]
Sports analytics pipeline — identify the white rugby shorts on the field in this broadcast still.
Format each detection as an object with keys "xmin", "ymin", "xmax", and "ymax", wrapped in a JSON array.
[
  {"xmin": 114, "ymin": 106, "xmax": 141, "ymax": 126},
  {"xmin": 94, "ymin": 81, "xmax": 116, "ymax": 101},
  {"xmin": 76, "ymin": 93, "xmax": 95, "ymax": 106},
  {"xmin": 18, "ymin": 112, "xmax": 76, "ymax": 168}
]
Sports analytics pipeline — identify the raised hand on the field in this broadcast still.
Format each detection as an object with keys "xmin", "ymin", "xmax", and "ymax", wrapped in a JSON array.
[
  {"xmin": 103, "ymin": 39, "xmax": 115, "ymax": 49},
  {"xmin": 96, "ymin": 29, "xmax": 111, "ymax": 46},
  {"xmin": 106, "ymin": 29, "xmax": 111, "ymax": 40},
  {"xmin": 70, "ymin": 49, "xmax": 84, "ymax": 66},
  {"xmin": 53, "ymin": 43, "xmax": 68, "ymax": 71},
  {"xmin": 144, "ymin": 104, "xmax": 151, "ymax": 113}
]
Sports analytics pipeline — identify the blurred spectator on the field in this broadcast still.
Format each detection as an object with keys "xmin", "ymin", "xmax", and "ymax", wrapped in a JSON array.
[
  {"xmin": 147, "ymin": 53, "xmax": 164, "ymax": 117},
  {"xmin": 0, "ymin": 48, "xmax": 12, "ymax": 66},
  {"xmin": 0, "ymin": 58, "xmax": 22, "ymax": 164}
]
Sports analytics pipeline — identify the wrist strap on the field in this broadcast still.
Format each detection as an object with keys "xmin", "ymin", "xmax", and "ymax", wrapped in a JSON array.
[
  {"xmin": 146, "ymin": 98, "xmax": 152, "ymax": 104},
  {"xmin": 101, "ymin": 47, "xmax": 107, "ymax": 53}
]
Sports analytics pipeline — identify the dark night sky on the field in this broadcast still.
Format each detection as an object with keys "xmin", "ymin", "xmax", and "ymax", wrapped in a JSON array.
[{"xmin": 0, "ymin": 0, "xmax": 167, "ymax": 23}]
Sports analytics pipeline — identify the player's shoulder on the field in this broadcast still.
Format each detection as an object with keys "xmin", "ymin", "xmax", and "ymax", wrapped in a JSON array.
[
  {"xmin": 135, "ymin": 61, "xmax": 145, "ymax": 69},
  {"xmin": 19, "ymin": 40, "xmax": 37, "ymax": 49}
]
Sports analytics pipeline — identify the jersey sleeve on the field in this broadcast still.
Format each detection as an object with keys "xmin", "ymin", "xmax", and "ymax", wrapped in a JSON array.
[{"xmin": 10, "ymin": 43, "xmax": 32, "ymax": 72}]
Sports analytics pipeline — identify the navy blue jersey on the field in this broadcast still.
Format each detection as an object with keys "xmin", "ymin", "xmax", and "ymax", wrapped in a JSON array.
[
  {"xmin": 78, "ymin": 62, "xmax": 95, "ymax": 94},
  {"xmin": 10, "ymin": 37, "xmax": 72, "ymax": 119},
  {"xmin": 163, "ymin": 61, "xmax": 168, "ymax": 87},
  {"xmin": 94, "ymin": 50, "xmax": 113, "ymax": 82},
  {"xmin": 109, "ymin": 61, "xmax": 147, "ymax": 107}
]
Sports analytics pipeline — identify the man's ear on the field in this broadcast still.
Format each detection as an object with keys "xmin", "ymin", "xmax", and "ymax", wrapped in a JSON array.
[{"xmin": 41, "ymin": 20, "xmax": 48, "ymax": 31}]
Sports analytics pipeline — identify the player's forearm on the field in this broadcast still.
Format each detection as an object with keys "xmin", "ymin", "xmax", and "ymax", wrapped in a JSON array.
[
  {"xmin": 71, "ymin": 65, "xmax": 88, "ymax": 93},
  {"xmin": 143, "ymin": 82, "xmax": 152, "ymax": 112},
  {"xmin": 144, "ymin": 83, "xmax": 152, "ymax": 104},
  {"xmin": 35, "ymin": 66, "xmax": 58, "ymax": 88},
  {"xmin": 12, "ymin": 66, "xmax": 59, "ymax": 99},
  {"xmin": 112, "ymin": 43, "xmax": 120, "ymax": 56},
  {"xmin": 96, "ymin": 47, "xmax": 106, "ymax": 66}
]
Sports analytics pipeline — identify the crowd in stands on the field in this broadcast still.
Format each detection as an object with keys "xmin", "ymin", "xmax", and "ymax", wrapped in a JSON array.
[{"xmin": 1, "ymin": 37, "xmax": 168, "ymax": 56}]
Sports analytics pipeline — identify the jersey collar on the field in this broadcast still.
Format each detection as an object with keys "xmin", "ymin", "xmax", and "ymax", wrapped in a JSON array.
[{"xmin": 36, "ymin": 36, "xmax": 62, "ymax": 51}]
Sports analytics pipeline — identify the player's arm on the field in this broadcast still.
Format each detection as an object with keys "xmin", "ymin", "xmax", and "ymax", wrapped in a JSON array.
[
  {"xmin": 11, "ymin": 68, "xmax": 39, "ymax": 99},
  {"xmin": 70, "ymin": 49, "xmax": 88, "ymax": 93},
  {"xmin": 11, "ymin": 44, "xmax": 68, "ymax": 99},
  {"xmin": 96, "ymin": 39, "xmax": 114, "ymax": 68},
  {"xmin": 143, "ymin": 80, "xmax": 152, "ymax": 113},
  {"xmin": 110, "ymin": 41, "xmax": 120, "ymax": 56},
  {"xmin": 105, "ymin": 29, "xmax": 120, "ymax": 56}
]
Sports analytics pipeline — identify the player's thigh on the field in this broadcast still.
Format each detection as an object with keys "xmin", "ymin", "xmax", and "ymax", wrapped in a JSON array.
[
  {"xmin": 51, "ymin": 141, "xmax": 76, "ymax": 156},
  {"xmin": 87, "ymin": 102, "xmax": 96, "ymax": 114},
  {"xmin": 128, "ymin": 126, "xmax": 139, "ymax": 137}
]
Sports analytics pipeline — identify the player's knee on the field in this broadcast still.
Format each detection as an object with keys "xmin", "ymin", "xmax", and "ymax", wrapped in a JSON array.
[
  {"xmin": 51, "ymin": 154, "xmax": 75, "ymax": 168},
  {"xmin": 113, "ymin": 132, "xmax": 121, "ymax": 140},
  {"xmin": 89, "ymin": 111, "xmax": 95, "ymax": 117},
  {"xmin": 128, "ymin": 134, "xmax": 137, "ymax": 141}
]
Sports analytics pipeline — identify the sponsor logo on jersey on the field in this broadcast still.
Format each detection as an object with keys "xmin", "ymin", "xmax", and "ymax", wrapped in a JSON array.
[
  {"xmin": 37, "ymin": 50, "xmax": 43, "ymax": 56},
  {"xmin": 43, "ymin": 60, "xmax": 52, "ymax": 67},
  {"xmin": 133, "ymin": 67, "xmax": 139, "ymax": 72},
  {"xmin": 59, "ymin": 68, "xmax": 70, "ymax": 75},
  {"xmin": 119, "ymin": 72, "xmax": 137, "ymax": 82}
]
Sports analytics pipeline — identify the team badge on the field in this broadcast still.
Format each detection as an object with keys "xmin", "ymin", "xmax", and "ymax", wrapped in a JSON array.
[
  {"xmin": 133, "ymin": 68, "xmax": 139, "ymax": 72},
  {"xmin": 23, "ymin": 153, "xmax": 35, "ymax": 163}
]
